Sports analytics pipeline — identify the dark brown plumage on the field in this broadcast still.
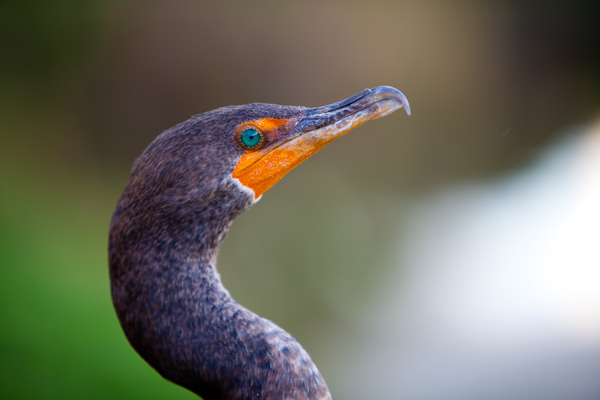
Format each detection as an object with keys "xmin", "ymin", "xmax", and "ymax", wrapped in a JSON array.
[{"xmin": 109, "ymin": 87, "xmax": 409, "ymax": 399}]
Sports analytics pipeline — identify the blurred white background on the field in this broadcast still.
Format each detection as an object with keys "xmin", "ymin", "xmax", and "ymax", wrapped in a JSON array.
[{"xmin": 332, "ymin": 121, "xmax": 600, "ymax": 400}]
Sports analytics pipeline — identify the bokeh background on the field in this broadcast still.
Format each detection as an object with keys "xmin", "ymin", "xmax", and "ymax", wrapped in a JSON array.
[{"xmin": 2, "ymin": 1, "xmax": 600, "ymax": 399}]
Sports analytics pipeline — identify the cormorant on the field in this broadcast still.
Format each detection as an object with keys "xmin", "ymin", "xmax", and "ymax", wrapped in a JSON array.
[{"xmin": 109, "ymin": 86, "xmax": 410, "ymax": 399}]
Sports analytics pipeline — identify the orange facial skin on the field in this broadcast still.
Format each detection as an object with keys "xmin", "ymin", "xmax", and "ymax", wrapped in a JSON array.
[
  {"xmin": 240, "ymin": 118, "xmax": 290, "ymax": 133},
  {"xmin": 232, "ymin": 117, "xmax": 301, "ymax": 198},
  {"xmin": 232, "ymin": 135, "xmax": 318, "ymax": 198},
  {"xmin": 232, "ymin": 87, "xmax": 410, "ymax": 199}
]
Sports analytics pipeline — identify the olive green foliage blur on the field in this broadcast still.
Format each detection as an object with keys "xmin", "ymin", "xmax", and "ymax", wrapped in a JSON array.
[
  {"xmin": 0, "ymin": 155, "xmax": 196, "ymax": 399},
  {"xmin": 0, "ymin": 2, "xmax": 191, "ymax": 398}
]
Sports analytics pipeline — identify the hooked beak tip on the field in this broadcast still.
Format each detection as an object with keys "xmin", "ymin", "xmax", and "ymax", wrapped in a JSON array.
[{"xmin": 374, "ymin": 85, "xmax": 411, "ymax": 116}]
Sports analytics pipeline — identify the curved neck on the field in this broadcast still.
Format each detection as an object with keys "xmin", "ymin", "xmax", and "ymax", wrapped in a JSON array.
[{"xmin": 109, "ymin": 193, "xmax": 331, "ymax": 400}]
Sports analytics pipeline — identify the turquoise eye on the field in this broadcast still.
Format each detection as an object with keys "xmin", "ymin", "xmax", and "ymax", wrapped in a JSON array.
[{"xmin": 239, "ymin": 128, "xmax": 262, "ymax": 149}]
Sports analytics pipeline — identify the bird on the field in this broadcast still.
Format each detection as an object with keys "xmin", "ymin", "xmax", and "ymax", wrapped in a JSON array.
[{"xmin": 108, "ymin": 86, "xmax": 410, "ymax": 400}]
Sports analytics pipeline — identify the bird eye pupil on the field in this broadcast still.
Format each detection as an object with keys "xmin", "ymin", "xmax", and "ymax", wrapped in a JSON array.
[{"xmin": 240, "ymin": 128, "xmax": 261, "ymax": 148}]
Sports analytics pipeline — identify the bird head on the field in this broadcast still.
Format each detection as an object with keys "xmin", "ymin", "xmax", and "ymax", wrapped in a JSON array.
[{"xmin": 121, "ymin": 86, "xmax": 410, "ymax": 222}]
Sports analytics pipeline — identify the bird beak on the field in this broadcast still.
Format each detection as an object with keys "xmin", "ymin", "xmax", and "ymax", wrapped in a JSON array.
[{"xmin": 232, "ymin": 86, "xmax": 410, "ymax": 199}]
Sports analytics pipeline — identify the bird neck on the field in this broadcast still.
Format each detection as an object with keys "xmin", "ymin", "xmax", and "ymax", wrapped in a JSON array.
[{"xmin": 109, "ymin": 191, "xmax": 332, "ymax": 400}]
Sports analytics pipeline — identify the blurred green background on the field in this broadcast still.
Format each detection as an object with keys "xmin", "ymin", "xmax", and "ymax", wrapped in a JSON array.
[{"xmin": 1, "ymin": 1, "xmax": 599, "ymax": 399}]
